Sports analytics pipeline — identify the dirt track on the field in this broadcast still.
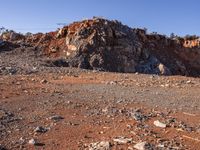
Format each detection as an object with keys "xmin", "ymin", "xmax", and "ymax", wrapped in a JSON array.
[{"xmin": 1, "ymin": 70, "xmax": 200, "ymax": 150}]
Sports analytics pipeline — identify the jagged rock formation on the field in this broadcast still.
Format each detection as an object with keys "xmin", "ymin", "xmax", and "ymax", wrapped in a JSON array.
[
  {"xmin": 0, "ymin": 17, "xmax": 200, "ymax": 76},
  {"xmin": 139, "ymin": 33, "xmax": 200, "ymax": 76},
  {"xmin": 48, "ymin": 18, "xmax": 176, "ymax": 75},
  {"xmin": 62, "ymin": 18, "xmax": 143, "ymax": 72}
]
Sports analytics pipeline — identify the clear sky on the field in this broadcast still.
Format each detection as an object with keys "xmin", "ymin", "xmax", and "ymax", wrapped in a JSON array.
[{"xmin": 1, "ymin": 0, "xmax": 199, "ymax": 36}]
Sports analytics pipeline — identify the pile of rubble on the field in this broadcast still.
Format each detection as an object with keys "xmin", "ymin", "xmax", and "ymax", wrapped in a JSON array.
[{"xmin": 1, "ymin": 17, "xmax": 200, "ymax": 76}]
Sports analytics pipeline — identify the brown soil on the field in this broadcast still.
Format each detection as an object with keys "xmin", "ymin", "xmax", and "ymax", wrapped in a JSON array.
[
  {"xmin": 0, "ymin": 70, "xmax": 200, "ymax": 150},
  {"xmin": 1, "ymin": 17, "xmax": 200, "ymax": 150}
]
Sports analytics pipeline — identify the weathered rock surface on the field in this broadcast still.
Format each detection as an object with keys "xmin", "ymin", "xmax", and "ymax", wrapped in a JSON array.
[
  {"xmin": 1, "ymin": 17, "xmax": 200, "ymax": 77},
  {"xmin": 40, "ymin": 18, "xmax": 200, "ymax": 76}
]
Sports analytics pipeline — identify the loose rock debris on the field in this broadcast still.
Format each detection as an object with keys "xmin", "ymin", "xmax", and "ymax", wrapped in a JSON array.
[
  {"xmin": 48, "ymin": 115, "xmax": 64, "ymax": 122},
  {"xmin": 28, "ymin": 138, "xmax": 37, "ymax": 145},
  {"xmin": 89, "ymin": 141, "xmax": 111, "ymax": 150},
  {"xmin": 34, "ymin": 126, "xmax": 48, "ymax": 133},
  {"xmin": 153, "ymin": 120, "xmax": 167, "ymax": 128},
  {"xmin": 0, "ymin": 17, "xmax": 200, "ymax": 150},
  {"xmin": 133, "ymin": 142, "xmax": 153, "ymax": 150},
  {"xmin": 113, "ymin": 137, "xmax": 132, "ymax": 144},
  {"xmin": 0, "ymin": 72, "xmax": 200, "ymax": 149}
]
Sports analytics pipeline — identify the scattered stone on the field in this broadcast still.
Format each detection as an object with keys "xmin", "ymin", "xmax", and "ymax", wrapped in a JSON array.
[
  {"xmin": 66, "ymin": 101, "xmax": 72, "ymax": 104},
  {"xmin": 49, "ymin": 115, "xmax": 64, "ymax": 122},
  {"xmin": 113, "ymin": 137, "xmax": 132, "ymax": 144},
  {"xmin": 89, "ymin": 141, "xmax": 111, "ymax": 150},
  {"xmin": 186, "ymin": 80, "xmax": 192, "ymax": 84},
  {"xmin": 109, "ymin": 81, "xmax": 117, "ymax": 85},
  {"xmin": 19, "ymin": 137, "xmax": 25, "ymax": 145},
  {"xmin": 178, "ymin": 122, "xmax": 194, "ymax": 132},
  {"xmin": 133, "ymin": 142, "xmax": 152, "ymax": 150},
  {"xmin": 40, "ymin": 79, "xmax": 48, "ymax": 84},
  {"xmin": 153, "ymin": 120, "xmax": 167, "ymax": 128},
  {"xmin": 34, "ymin": 126, "xmax": 48, "ymax": 133},
  {"xmin": 28, "ymin": 138, "xmax": 37, "ymax": 145},
  {"xmin": 131, "ymin": 109, "xmax": 147, "ymax": 122}
]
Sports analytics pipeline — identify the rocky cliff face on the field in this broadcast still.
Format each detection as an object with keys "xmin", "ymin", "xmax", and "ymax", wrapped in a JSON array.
[
  {"xmin": 137, "ymin": 33, "xmax": 200, "ymax": 76},
  {"xmin": 50, "ymin": 18, "xmax": 177, "ymax": 75},
  {"xmin": 62, "ymin": 18, "xmax": 143, "ymax": 73},
  {"xmin": 1, "ymin": 18, "xmax": 200, "ymax": 76}
]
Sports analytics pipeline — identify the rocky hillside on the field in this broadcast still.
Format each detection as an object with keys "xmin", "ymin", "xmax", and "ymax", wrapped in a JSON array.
[{"xmin": 1, "ymin": 17, "xmax": 200, "ymax": 76}]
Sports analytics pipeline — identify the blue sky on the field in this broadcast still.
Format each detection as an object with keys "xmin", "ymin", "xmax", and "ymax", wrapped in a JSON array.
[{"xmin": 0, "ymin": 0, "xmax": 199, "ymax": 36}]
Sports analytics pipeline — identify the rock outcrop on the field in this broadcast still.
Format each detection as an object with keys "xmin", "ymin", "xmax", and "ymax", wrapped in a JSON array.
[
  {"xmin": 49, "ymin": 18, "xmax": 177, "ymax": 75},
  {"xmin": 1, "ymin": 17, "xmax": 200, "ymax": 77},
  {"xmin": 62, "ymin": 18, "xmax": 143, "ymax": 73}
]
